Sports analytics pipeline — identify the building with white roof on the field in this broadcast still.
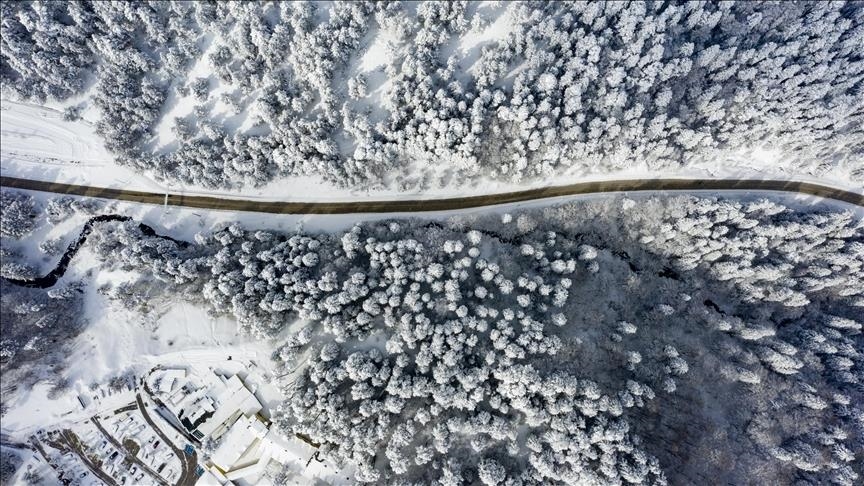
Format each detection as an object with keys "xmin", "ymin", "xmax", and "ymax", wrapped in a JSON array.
[
  {"xmin": 194, "ymin": 374, "xmax": 262, "ymax": 439},
  {"xmin": 151, "ymin": 369, "xmax": 264, "ymax": 442},
  {"xmin": 156, "ymin": 368, "xmax": 187, "ymax": 394},
  {"xmin": 210, "ymin": 414, "xmax": 269, "ymax": 472},
  {"xmin": 195, "ymin": 468, "xmax": 230, "ymax": 486},
  {"xmin": 199, "ymin": 414, "xmax": 318, "ymax": 484},
  {"xmin": 146, "ymin": 368, "xmax": 324, "ymax": 485}
]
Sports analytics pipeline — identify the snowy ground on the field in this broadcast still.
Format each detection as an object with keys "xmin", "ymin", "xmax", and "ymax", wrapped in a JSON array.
[
  {"xmin": 1, "ymin": 276, "xmax": 344, "ymax": 484},
  {"xmin": 0, "ymin": 190, "xmax": 279, "ymax": 437},
  {"xmin": 0, "ymin": 100, "xmax": 164, "ymax": 191},
  {"xmin": 3, "ymin": 99, "xmax": 861, "ymax": 205},
  {"xmin": 2, "ymin": 94, "xmax": 860, "ymax": 480},
  {"xmin": 2, "ymin": 446, "xmax": 63, "ymax": 486},
  {"xmin": 3, "ymin": 3, "xmax": 860, "ymax": 482},
  {"xmin": 2, "ymin": 186, "xmax": 860, "ymax": 484},
  {"xmin": 9, "ymin": 183, "xmax": 861, "ymax": 274},
  {"xmin": 3, "ymin": 184, "xmax": 861, "ymax": 438}
]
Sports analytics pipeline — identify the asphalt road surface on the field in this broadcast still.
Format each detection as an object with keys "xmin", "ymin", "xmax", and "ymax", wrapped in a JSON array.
[
  {"xmin": 91, "ymin": 415, "xmax": 170, "ymax": 486},
  {"xmin": 2, "ymin": 175, "xmax": 861, "ymax": 212},
  {"xmin": 135, "ymin": 394, "xmax": 198, "ymax": 486},
  {"xmin": 51, "ymin": 430, "xmax": 118, "ymax": 486}
]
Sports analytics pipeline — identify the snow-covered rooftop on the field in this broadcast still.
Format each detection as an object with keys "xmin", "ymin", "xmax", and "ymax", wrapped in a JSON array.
[
  {"xmin": 195, "ymin": 468, "xmax": 231, "ymax": 486},
  {"xmin": 195, "ymin": 374, "xmax": 263, "ymax": 439},
  {"xmin": 210, "ymin": 414, "xmax": 268, "ymax": 472},
  {"xmin": 156, "ymin": 368, "xmax": 187, "ymax": 393}
]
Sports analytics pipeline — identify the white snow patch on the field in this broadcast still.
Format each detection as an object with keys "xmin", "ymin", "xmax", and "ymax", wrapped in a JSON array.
[
  {"xmin": 459, "ymin": 3, "xmax": 514, "ymax": 54},
  {"xmin": 0, "ymin": 101, "xmax": 112, "ymax": 165},
  {"xmin": 1, "ymin": 384, "xmax": 79, "ymax": 432},
  {"xmin": 358, "ymin": 27, "xmax": 399, "ymax": 73}
]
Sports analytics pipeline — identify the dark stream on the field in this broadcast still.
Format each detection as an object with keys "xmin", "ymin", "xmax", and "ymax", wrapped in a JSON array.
[{"xmin": 3, "ymin": 215, "xmax": 188, "ymax": 289}]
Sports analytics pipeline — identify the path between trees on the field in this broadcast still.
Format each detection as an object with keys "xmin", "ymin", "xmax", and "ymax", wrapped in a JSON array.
[{"xmin": 2, "ymin": 175, "xmax": 862, "ymax": 212}]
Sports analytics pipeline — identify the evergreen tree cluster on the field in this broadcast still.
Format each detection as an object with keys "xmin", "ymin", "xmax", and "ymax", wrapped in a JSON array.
[
  {"xmin": 3, "ymin": 1, "xmax": 862, "ymax": 189},
  {"xmin": 86, "ymin": 195, "xmax": 862, "ymax": 484}
]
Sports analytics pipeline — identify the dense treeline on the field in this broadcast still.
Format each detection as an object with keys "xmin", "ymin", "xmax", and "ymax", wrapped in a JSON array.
[
  {"xmin": 85, "ymin": 195, "xmax": 863, "ymax": 484},
  {"xmin": 2, "ymin": 1, "xmax": 862, "ymax": 189},
  {"xmin": 0, "ymin": 280, "xmax": 85, "ymax": 376}
]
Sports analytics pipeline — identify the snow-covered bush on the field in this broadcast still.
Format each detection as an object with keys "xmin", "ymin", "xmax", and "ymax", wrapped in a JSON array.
[
  {"xmin": 0, "ymin": 190, "xmax": 39, "ymax": 239},
  {"xmin": 38, "ymin": 237, "xmax": 64, "ymax": 256}
]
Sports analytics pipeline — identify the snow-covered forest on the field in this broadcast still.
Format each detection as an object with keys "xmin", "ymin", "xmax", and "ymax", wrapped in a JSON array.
[
  {"xmin": 2, "ymin": 1, "xmax": 863, "ymax": 484},
  {"xmin": 4, "ymin": 193, "xmax": 840, "ymax": 484},
  {"xmin": 2, "ymin": 1, "xmax": 863, "ymax": 190},
  {"xmin": 0, "ymin": 190, "xmax": 90, "ymax": 402}
]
